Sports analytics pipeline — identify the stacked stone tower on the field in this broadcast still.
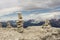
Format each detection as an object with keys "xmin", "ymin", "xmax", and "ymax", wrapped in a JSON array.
[
  {"xmin": 16, "ymin": 12, "xmax": 24, "ymax": 33},
  {"xmin": 7, "ymin": 21, "xmax": 11, "ymax": 28},
  {"xmin": 42, "ymin": 19, "xmax": 51, "ymax": 29},
  {"xmin": 44, "ymin": 19, "xmax": 50, "ymax": 26}
]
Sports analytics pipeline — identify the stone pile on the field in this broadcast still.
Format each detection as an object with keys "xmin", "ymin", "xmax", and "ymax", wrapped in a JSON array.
[
  {"xmin": 42, "ymin": 19, "xmax": 51, "ymax": 29},
  {"xmin": 7, "ymin": 21, "xmax": 12, "ymax": 28},
  {"xmin": 16, "ymin": 12, "xmax": 24, "ymax": 33}
]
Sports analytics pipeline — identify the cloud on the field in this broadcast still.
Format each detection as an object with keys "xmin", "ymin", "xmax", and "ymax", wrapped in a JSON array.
[
  {"xmin": 23, "ymin": 12, "xmax": 60, "ymax": 23},
  {"xmin": 0, "ymin": 0, "xmax": 60, "ymax": 16},
  {"xmin": 0, "ymin": 7, "xmax": 22, "ymax": 16},
  {"xmin": 0, "ymin": 0, "xmax": 19, "ymax": 9},
  {"xmin": 0, "ymin": 0, "xmax": 23, "ymax": 17},
  {"xmin": 0, "ymin": 16, "xmax": 18, "ymax": 22},
  {"xmin": 48, "ymin": 0, "xmax": 60, "ymax": 8},
  {"xmin": 20, "ymin": 0, "xmax": 60, "ymax": 10},
  {"xmin": 0, "ymin": 0, "xmax": 60, "ymax": 21}
]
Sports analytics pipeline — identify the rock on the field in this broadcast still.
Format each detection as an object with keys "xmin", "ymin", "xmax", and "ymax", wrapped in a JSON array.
[{"xmin": 0, "ymin": 26, "xmax": 60, "ymax": 40}]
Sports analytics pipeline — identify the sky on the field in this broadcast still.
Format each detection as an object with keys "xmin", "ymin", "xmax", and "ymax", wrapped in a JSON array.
[{"xmin": 0, "ymin": 0, "xmax": 60, "ymax": 22}]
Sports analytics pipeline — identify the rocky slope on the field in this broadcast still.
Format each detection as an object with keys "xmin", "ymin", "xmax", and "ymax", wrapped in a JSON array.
[{"xmin": 0, "ymin": 26, "xmax": 60, "ymax": 40}]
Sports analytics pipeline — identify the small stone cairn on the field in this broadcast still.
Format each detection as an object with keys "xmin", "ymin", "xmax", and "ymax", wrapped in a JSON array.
[
  {"xmin": 7, "ymin": 21, "xmax": 12, "ymax": 28},
  {"xmin": 42, "ymin": 19, "xmax": 51, "ymax": 29},
  {"xmin": 16, "ymin": 12, "xmax": 24, "ymax": 33}
]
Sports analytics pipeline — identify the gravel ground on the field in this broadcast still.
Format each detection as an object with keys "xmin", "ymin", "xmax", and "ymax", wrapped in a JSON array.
[{"xmin": 0, "ymin": 26, "xmax": 60, "ymax": 40}]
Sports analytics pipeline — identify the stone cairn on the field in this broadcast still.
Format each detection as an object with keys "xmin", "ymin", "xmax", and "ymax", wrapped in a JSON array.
[
  {"xmin": 7, "ymin": 21, "xmax": 11, "ymax": 28},
  {"xmin": 16, "ymin": 12, "xmax": 24, "ymax": 33},
  {"xmin": 42, "ymin": 19, "xmax": 51, "ymax": 29}
]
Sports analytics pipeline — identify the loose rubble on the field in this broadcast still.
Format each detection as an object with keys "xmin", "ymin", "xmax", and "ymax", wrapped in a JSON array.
[{"xmin": 0, "ymin": 26, "xmax": 60, "ymax": 40}]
